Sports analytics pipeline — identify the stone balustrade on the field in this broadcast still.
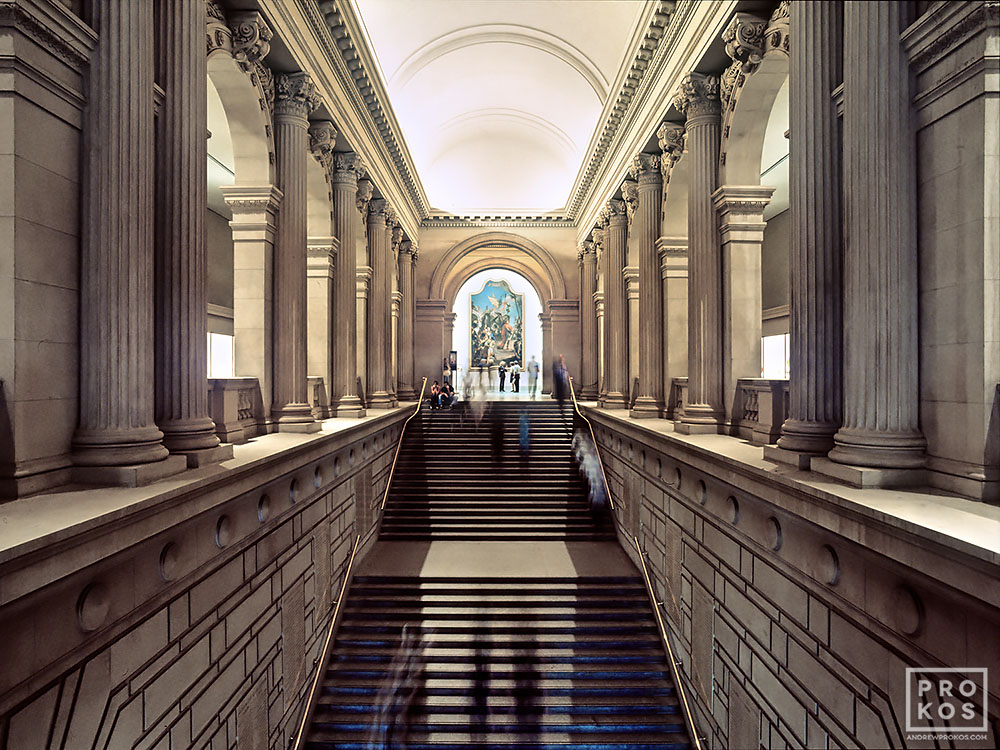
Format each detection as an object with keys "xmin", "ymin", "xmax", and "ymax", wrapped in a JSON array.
[
  {"xmin": 734, "ymin": 378, "xmax": 789, "ymax": 445},
  {"xmin": 208, "ymin": 377, "xmax": 266, "ymax": 443}
]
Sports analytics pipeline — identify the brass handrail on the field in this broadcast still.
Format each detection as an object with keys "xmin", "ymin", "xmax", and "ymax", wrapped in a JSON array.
[
  {"xmin": 632, "ymin": 534, "xmax": 704, "ymax": 750},
  {"xmin": 291, "ymin": 534, "xmax": 362, "ymax": 750},
  {"xmin": 380, "ymin": 377, "xmax": 428, "ymax": 511},
  {"xmin": 568, "ymin": 376, "xmax": 619, "ymax": 513}
]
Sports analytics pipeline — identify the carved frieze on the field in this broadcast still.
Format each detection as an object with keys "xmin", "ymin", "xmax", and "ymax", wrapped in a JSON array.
[{"xmin": 309, "ymin": 121, "xmax": 338, "ymax": 174}]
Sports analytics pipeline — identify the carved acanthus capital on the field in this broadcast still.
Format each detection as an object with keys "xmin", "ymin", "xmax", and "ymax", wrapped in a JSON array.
[
  {"xmin": 764, "ymin": 1, "xmax": 790, "ymax": 58},
  {"xmin": 308, "ymin": 121, "xmax": 338, "ymax": 173},
  {"xmin": 723, "ymin": 13, "xmax": 767, "ymax": 71},
  {"xmin": 673, "ymin": 73, "xmax": 721, "ymax": 119},
  {"xmin": 385, "ymin": 205, "xmax": 398, "ymax": 229},
  {"xmin": 596, "ymin": 206, "xmax": 611, "ymax": 229},
  {"xmin": 620, "ymin": 182, "xmax": 639, "ymax": 224},
  {"xmin": 332, "ymin": 151, "xmax": 364, "ymax": 186},
  {"xmin": 391, "ymin": 224, "xmax": 403, "ymax": 249},
  {"xmin": 274, "ymin": 72, "xmax": 320, "ymax": 119},
  {"xmin": 206, "ymin": 1, "xmax": 233, "ymax": 56},
  {"xmin": 368, "ymin": 198, "xmax": 388, "ymax": 224},
  {"xmin": 578, "ymin": 240, "xmax": 597, "ymax": 263},
  {"xmin": 356, "ymin": 179, "xmax": 374, "ymax": 215},
  {"xmin": 630, "ymin": 153, "xmax": 662, "ymax": 187},
  {"xmin": 656, "ymin": 122, "xmax": 686, "ymax": 180},
  {"xmin": 605, "ymin": 199, "xmax": 628, "ymax": 225},
  {"xmin": 592, "ymin": 228, "xmax": 605, "ymax": 254},
  {"xmin": 229, "ymin": 11, "xmax": 273, "ymax": 73}
]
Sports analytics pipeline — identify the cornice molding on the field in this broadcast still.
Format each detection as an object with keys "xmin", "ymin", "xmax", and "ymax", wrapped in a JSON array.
[
  {"xmin": 565, "ymin": 0, "xmax": 679, "ymax": 220},
  {"xmin": 0, "ymin": 0, "xmax": 96, "ymax": 69},
  {"xmin": 420, "ymin": 214, "xmax": 577, "ymax": 229},
  {"xmin": 310, "ymin": 0, "xmax": 430, "ymax": 218},
  {"xmin": 903, "ymin": 0, "xmax": 999, "ymax": 73}
]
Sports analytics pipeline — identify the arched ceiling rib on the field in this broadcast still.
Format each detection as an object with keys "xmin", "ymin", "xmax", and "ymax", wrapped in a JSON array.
[{"xmin": 354, "ymin": 0, "xmax": 646, "ymax": 215}]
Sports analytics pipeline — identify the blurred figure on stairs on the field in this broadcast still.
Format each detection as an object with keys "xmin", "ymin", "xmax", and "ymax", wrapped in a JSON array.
[{"xmin": 367, "ymin": 624, "xmax": 428, "ymax": 749}]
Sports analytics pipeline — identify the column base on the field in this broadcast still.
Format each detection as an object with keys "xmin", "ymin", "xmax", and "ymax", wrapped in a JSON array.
[
  {"xmin": 332, "ymin": 395, "xmax": 366, "ymax": 419},
  {"xmin": 160, "ymin": 417, "xmax": 223, "ymax": 453},
  {"xmin": 178, "ymin": 443, "xmax": 235, "ymax": 468},
  {"xmin": 602, "ymin": 391, "xmax": 628, "ymax": 410},
  {"xmin": 776, "ymin": 418, "xmax": 838, "ymax": 455},
  {"xmin": 630, "ymin": 396, "xmax": 664, "ymax": 419},
  {"xmin": 368, "ymin": 391, "xmax": 393, "ymax": 409},
  {"xmin": 677, "ymin": 403, "xmax": 725, "ymax": 433},
  {"xmin": 73, "ymin": 454, "xmax": 188, "ymax": 488},
  {"xmin": 577, "ymin": 385, "xmax": 599, "ymax": 401},
  {"xmin": 762, "ymin": 445, "xmax": 813, "ymax": 470},
  {"xmin": 397, "ymin": 386, "xmax": 418, "ymax": 401},
  {"xmin": 811, "ymin": 457, "xmax": 928, "ymax": 489},
  {"xmin": 828, "ymin": 426, "xmax": 926, "ymax": 469},
  {"xmin": 73, "ymin": 426, "xmax": 171, "ymax": 467}
]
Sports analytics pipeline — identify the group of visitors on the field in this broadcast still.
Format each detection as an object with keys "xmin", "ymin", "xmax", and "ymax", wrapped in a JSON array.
[
  {"xmin": 428, "ymin": 380, "xmax": 456, "ymax": 409},
  {"xmin": 497, "ymin": 361, "xmax": 522, "ymax": 392}
]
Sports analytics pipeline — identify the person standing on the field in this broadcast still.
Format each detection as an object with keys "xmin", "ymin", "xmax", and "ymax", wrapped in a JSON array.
[
  {"xmin": 510, "ymin": 361, "xmax": 521, "ymax": 393},
  {"xmin": 553, "ymin": 354, "xmax": 568, "ymax": 409},
  {"xmin": 498, "ymin": 361, "xmax": 507, "ymax": 392},
  {"xmin": 527, "ymin": 355, "xmax": 540, "ymax": 399}
]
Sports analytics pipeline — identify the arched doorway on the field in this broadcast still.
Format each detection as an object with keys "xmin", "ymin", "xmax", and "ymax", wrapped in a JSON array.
[{"xmin": 451, "ymin": 269, "xmax": 544, "ymax": 393}]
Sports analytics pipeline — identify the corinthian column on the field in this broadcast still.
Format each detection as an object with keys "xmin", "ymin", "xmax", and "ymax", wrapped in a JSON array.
[
  {"xmin": 631, "ymin": 153, "xmax": 665, "ymax": 418},
  {"xmin": 73, "ymin": 0, "xmax": 186, "ymax": 483},
  {"xmin": 388, "ymin": 221, "xmax": 402, "ymax": 406},
  {"xmin": 770, "ymin": 0, "xmax": 844, "ymax": 464},
  {"xmin": 823, "ymin": 0, "xmax": 925, "ymax": 479},
  {"xmin": 603, "ymin": 200, "xmax": 629, "ymax": 409},
  {"xmin": 674, "ymin": 73, "xmax": 725, "ymax": 433},
  {"xmin": 330, "ymin": 153, "xmax": 365, "ymax": 417},
  {"xmin": 396, "ymin": 241, "xmax": 418, "ymax": 400},
  {"xmin": 270, "ymin": 72, "xmax": 320, "ymax": 432},
  {"xmin": 577, "ymin": 242, "xmax": 599, "ymax": 399},
  {"xmin": 152, "ymin": 0, "xmax": 231, "ymax": 466},
  {"xmin": 594, "ymin": 224, "xmax": 608, "ymax": 406},
  {"xmin": 366, "ymin": 199, "xmax": 392, "ymax": 408}
]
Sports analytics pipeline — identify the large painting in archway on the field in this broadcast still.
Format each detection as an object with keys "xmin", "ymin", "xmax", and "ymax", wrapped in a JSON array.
[{"xmin": 470, "ymin": 279, "xmax": 523, "ymax": 367}]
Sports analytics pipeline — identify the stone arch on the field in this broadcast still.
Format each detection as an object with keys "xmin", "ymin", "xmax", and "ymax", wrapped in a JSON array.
[
  {"xmin": 207, "ymin": 50, "xmax": 273, "ymax": 186},
  {"xmin": 428, "ymin": 231, "xmax": 568, "ymax": 308}
]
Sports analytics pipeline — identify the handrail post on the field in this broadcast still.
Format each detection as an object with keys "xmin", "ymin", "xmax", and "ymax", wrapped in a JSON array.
[
  {"xmin": 633, "ymin": 534, "xmax": 704, "ymax": 750},
  {"xmin": 290, "ymin": 534, "xmax": 362, "ymax": 750}
]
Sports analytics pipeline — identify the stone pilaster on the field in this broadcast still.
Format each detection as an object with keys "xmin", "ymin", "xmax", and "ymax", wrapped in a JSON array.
[
  {"xmin": 73, "ymin": 0, "xmax": 187, "ymax": 483},
  {"xmin": 366, "ymin": 199, "xmax": 391, "ymax": 408},
  {"xmin": 539, "ymin": 313, "xmax": 553, "ymax": 395},
  {"xmin": 577, "ymin": 242, "xmax": 599, "ymax": 399},
  {"xmin": 594, "ymin": 224, "xmax": 608, "ymax": 406},
  {"xmin": 602, "ymin": 202, "xmax": 629, "ymax": 409},
  {"xmin": 270, "ymin": 72, "xmax": 320, "ymax": 432},
  {"xmin": 771, "ymin": 0, "xmax": 845, "ymax": 463},
  {"xmin": 388, "ymin": 221, "xmax": 402, "ymax": 406},
  {"xmin": 658, "ymin": 237, "xmax": 689, "ymax": 391},
  {"xmin": 823, "ymin": 0, "xmax": 925, "ymax": 480},
  {"xmin": 355, "ymin": 179, "xmax": 373, "ymax": 399},
  {"xmin": 714, "ymin": 185, "xmax": 773, "ymax": 427},
  {"xmin": 152, "ymin": 0, "xmax": 230, "ymax": 466},
  {"xmin": 631, "ymin": 153, "xmax": 665, "ymax": 418},
  {"xmin": 396, "ymin": 241, "xmax": 418, "ymax": 400},
  {"xmin": 306, "ymin": 239, "xmax": 337, "ymax": 418},
  {"xmin": 330, "ymin": 153, "xmax": 365, "ymax": 417},
  {"xmin": 674, "ymin": 73, "xmax": 725, "ymax": 433}
]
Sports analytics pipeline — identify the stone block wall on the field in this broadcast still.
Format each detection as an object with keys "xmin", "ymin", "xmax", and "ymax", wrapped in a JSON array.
[
  {"xmin": 0, "ymin": 411, "xmax": 406, "ymax": 749},
  {"xmin": 587, "ymin": 408, "xmax": 1000, "ymax": 749}
]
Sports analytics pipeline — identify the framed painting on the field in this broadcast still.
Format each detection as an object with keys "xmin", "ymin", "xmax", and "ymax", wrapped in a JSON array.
[{"xmin": 470, "ymin": 279, "xmax": 523, "ymax": 368}]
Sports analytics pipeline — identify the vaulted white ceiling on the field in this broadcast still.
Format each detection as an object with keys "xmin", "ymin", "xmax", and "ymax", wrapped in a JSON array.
[{"xmin": 354, "ymin": 0, "xmax": 646, "ymax": 215}]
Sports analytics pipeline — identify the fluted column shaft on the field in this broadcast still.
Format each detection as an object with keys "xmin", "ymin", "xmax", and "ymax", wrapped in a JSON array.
[
  {"xmin": 330, "ymin": 154, "xmax": 365, "ymax": 417},
  {"xmin": 397, "ymin": 243, "xmax": 417, "ymax": 400},
  {"xmin": 676, "ymin": 75, "xmax": 725, "ymax": 431},
  {"xmin": 830, "ymin": 0, "xmax": 925, "ymax": 468},
  {"xmin": 632, "ymin": 155, "xmax": 665, "ymax": 417},
  {"xmin": 271, "ymin": 73, "xmax": 319, "ymax": 430},
  {"xmin": 74, "ymin": 0, "xmax": 168, "ymax": 467},
  {"xmin": 387, "ymin": 223, "xmax": 401, "ymax": 406},
  {"xmin": 603, "ymin": 205, "xmax": 629, "ymax": 409},
  {"xmin": 578, "ymin": 245, "xmax": 599, "ymax": 399},
  {"xmin": 777, "ymin": 0, "xmax": 844, "ymax": 455},
  {"xmin": 596, "ymin": 228, "xmax": 608, "ymax": 406},
  {"xmin": 151, "ymin": 0, "xmax": 221, "ymax": 455},
  {"xmin": 366, "ymin": 201, "xmax": 391, "ymax": 408}
]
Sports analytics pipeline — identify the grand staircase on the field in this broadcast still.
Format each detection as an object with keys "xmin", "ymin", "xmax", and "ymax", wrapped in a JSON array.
[
  {"xmin": 296, "ymin": 399, "xmax": 695, "ymax": 750},
  {"xmin": 380, "ymin": 401, "xmax": 615, "ymax": 541}
]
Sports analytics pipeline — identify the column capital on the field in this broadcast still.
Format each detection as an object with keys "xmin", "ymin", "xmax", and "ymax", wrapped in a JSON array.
[
  {"xmin": 606, "ymin": 198, "xmax": 628, "ymax": 226},
  {"xmin": 399, "ymin": 239, "xmax": 418, "ymax": 260},
  {"xmin": 220, "ymin": 184, "xmax": 283, "ymax": 219},
  {"xmin": 368, "ymin": 197, "xmax": 389, "ymax": 224},
  {"xmin": 578, "ymin": 240, "xmax": 597, "ymax": 262},
  {"xmin": 592, "ymin": 227, "xmax": 605, "ymax": 254},
  {"xmin": 723, "ymin": 13, "xmax": 767, "ymax": 71},
  {"xmin": 657, "ymin": 122, "xmax": 686, "ymax": 178},
  {"xmin": 274, "ymin": 72, "xmax": 320, "ymax": 119},
  {"xmin": 308, "ymin": 121, "xmax": 338, "ymax": 173},
  {"xmin": 228, "ymin": 11, "xmax": 273, "ymax": 72},
  {"xmin": 356, "ymin": 178, "xmax": 374, "ymax": 214},
  {"xmin": 673, "ymin": 73, "xmax": 721, "ymax": 119},
  {"xmin": 620, "ymin": 181, "xmax": 639, "ymax": 224},
  {"xmin": 391, "ymin": 223, "xmax": 403, "ymax": 250},
  {"xmin": 332, "ymin": 151, "xmax": 364, "ymax": 185},
  {"xmin": 631, "ymin": 153, "xmax": 663, "ymax": 186}
]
